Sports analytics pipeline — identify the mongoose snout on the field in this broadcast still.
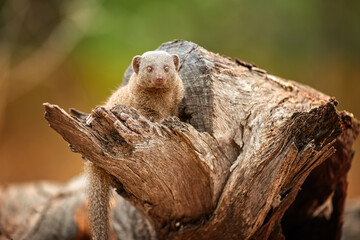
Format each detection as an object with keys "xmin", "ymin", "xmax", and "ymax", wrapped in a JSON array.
[{"xmin": 156, "ymin": 76, "xmax": 163, "ymax": 83}]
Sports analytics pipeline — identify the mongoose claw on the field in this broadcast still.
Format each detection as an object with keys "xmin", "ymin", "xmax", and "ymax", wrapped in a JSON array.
[
  {"xmin": 111, "ymin": 105, "xmax": 151, "ymax": 133},
  {"xmin": 161, "ymin": 116, "xmax": 180, "ymax": 124},
  {"xmin": 86, "ymin": 113, "xmax": 94, "ymax": 126}
]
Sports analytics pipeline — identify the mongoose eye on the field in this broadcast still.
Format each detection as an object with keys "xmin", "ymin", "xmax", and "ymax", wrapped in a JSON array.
[
  {"xmin": 147, "ymin": 66, "xmax": 152, "ymax": 73},
  {"xmin": 164, "ymin": 66, "xmax": 169, "ymax": 72}
]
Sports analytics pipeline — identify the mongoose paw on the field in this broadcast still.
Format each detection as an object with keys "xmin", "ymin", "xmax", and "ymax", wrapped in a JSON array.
[
  {"xmin": 160, "ymin": 116, "xmax": 187, "ymax": 129},
  {"xmin": 161, "ymin": 116, "xmax": 180, "ymax": 124},
  {"xmin": 110, "ymin": 105, "xmax": 152, "ymax": 144}
]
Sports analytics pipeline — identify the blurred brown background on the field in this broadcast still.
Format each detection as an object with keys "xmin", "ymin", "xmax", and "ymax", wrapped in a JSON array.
[{"xmin": 0, "ymin": 0, "xmax": 359, "ymax": 198}]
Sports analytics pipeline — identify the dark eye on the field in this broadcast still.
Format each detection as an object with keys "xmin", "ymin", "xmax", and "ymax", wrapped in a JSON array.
[
  {"xmin": 164, "ymin": 66, "xmax": 169, "ymax": 72},
  {"xmin": 147, "ymin": 66, "xmax": 152, "ymax": 72}
]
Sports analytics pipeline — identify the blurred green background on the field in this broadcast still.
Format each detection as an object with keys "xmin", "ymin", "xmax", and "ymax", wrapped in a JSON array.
[{"xmin": 0, "ymin": 0, "xmax": 359, "ymax": 197}]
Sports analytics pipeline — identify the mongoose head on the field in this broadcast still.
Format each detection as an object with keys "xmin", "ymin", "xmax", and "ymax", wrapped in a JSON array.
[{"xmin": 132, "ymin": 51, "xmax": 180, "ymax": 89}]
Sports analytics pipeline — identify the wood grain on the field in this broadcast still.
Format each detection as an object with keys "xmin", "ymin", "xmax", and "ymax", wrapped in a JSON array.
[{"xmin": 1, "ymin": 40, "xmax": 358, "ymax": 240}]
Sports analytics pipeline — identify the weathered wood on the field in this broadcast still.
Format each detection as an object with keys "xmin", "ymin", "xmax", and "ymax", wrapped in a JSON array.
[
  {"xmin": 281, "ymin": 112, "xmax": 359, "ymax": 240},
  {"xmin": 0, "ymin": 176, "xmax": 155, "ymax": 240},
  {"xmin": 44, "ymin": 103, "xmax": 230, "ymax": 237},
  {"xmin": 1, "ymin": 40, "xmax": 358, "ymax": 240}
]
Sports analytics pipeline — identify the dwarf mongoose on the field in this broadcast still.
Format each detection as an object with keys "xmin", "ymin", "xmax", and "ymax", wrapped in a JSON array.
[{"xmin": 86, "ymin": 51, "xmax": 184, "ymax": 240}]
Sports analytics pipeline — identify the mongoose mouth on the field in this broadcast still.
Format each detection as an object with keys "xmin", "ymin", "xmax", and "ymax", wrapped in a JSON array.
[
  {"xmin": 151, "ymin": 84, "xmax": 166, "ymax": 89},
  {"xmin": 145, "ymin": 83, "xmax": 170, "ymax": 91}
]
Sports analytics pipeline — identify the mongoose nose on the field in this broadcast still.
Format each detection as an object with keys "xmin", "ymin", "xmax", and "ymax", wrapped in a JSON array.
[{"xmin": 156, "ymin": 76, "xmax": 163, "ymax": 83}]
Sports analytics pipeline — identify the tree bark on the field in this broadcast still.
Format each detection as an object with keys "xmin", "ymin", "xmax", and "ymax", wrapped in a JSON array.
[{"xmin": 1, "ymin": 40, "xmax": 358, "ymax": 240}]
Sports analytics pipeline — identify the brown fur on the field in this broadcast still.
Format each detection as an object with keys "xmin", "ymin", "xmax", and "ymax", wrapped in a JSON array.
[
  {"xmin": 104, "ymin": 51, "xmax": 184, "ymax": 121},
  {"xmin": 87, "ymin": 51, "xmax": 184, "ymax": 240}
]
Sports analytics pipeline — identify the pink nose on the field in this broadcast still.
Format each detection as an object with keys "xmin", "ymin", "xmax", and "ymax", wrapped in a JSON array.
[{"xmin": 156, "ymin": 76, "xmax": 163, "ymax": 83}]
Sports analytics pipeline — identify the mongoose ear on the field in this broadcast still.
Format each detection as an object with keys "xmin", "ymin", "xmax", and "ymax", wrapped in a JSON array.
[
  {"xmin": 132, "ymin": 55, "xmax": 142, "ymax": 74},
  {"xmin": 172, "ymin": 54, "xmax": 180, "ymax": 71}
]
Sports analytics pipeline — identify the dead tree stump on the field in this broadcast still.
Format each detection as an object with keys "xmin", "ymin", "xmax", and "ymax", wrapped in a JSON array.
[{"xmin": 0, "ymin": 40, "xmax": 358, "ymax": 240}]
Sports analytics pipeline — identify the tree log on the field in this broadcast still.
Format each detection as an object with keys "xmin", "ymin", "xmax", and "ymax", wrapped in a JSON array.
[{"xmin": 1, "ymin": 40, "xmax": 358, "ymax": 240}]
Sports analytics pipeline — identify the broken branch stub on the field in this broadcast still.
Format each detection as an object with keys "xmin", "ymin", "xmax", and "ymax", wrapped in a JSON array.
[
  {"xmin": 44, "ymin": 103, "xmax": 231, "ymax": 236},
  {"xmin": 41, "ymin": 40, "xmax": 359, "ymax": 240}
]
